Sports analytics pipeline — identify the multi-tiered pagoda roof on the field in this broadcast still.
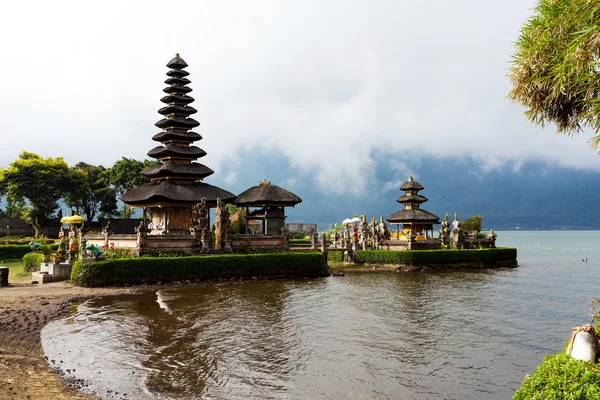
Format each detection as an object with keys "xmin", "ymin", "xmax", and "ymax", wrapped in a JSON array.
[
  {"xmin": 121, "ymin": 54, "xmax": 235, "ymax": 207},
  {"xmin": 386, "ymin": 176, "xmax": 440, "ymax": 224}
]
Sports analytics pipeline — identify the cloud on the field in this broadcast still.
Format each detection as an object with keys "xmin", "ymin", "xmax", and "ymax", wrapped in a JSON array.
[{"xmin": 1, "ymin": 0, "xmax": 598, "ymax": 196}]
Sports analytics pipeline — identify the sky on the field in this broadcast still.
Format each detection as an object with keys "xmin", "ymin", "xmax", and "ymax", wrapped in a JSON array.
[{"xmin": 2, "ymin": 0, "xmax": 599, "ymax": 196}]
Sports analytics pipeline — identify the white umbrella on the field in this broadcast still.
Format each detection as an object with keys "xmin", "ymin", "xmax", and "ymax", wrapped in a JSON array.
[
  {"xmin": 351, "ymin": 217, "xmax": 361, "ymax": 223},
  {"xmin": 342, "ymin": 218, "xmax": 353, "ymax": 225}
]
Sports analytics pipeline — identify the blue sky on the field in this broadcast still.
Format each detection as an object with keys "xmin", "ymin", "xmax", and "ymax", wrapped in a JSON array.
[{"xmin": 1, "ymin": 0, "xmax": 599, "ymax": 198}]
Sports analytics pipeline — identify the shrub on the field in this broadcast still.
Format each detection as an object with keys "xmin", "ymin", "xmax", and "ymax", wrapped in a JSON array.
[
  {"xmin": 71, "ymin": 252, "xmax": 328, "ymax": 287},
  {"xmin": 327, "ymin": 251, "xmax": 344, "ymax": 262},
  {"xmin": 354, "ymin": 248, "xmax": 517, "ymax": 266},
  {"xmin": 514, "ymin": 326, "xmax": 600, "ymax": 399},
  {"xmin": 22, "ymin": 253, "xmax": 43, "ymax": 272},
  {"xmin": 0, "ymin": 244, "xmax": 59, "ymax": 260}
]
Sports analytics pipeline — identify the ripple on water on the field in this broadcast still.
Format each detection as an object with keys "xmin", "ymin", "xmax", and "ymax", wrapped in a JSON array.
[{"xmin": 42, "ymin": 235, "xmax": 600, "ymax": 399}]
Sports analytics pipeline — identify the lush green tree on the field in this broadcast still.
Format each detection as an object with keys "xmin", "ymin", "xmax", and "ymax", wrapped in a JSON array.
[
  {"xmin": 226, "ymin": 203, "xmax": 247, "ymax": 234},
  {"xmin": 462, "ymin": 215, "xmax": 483, "ymax": 233},
  {"xmin": 101, "ymin": 157, "xmax": 152, "ymax": 219},
  {"xmin": 65, "ymin": 162, "xmax": 118, "ymax": 222},
  {"xmin": 4, "ymin": 196, "xmax": 28, "ymax": 219},
  {"xmin": 0, "ymin": 152, "xmax": 84, "ymax": 237},
  {"xmin": 508, "ymin": 0, "xmax": 600, "ymax": 148}
]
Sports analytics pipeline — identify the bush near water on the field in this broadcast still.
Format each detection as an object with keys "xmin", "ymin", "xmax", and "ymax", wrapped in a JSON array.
[
  {"xmin": 327, "ymin": 248, "xmax": 517, "ymax": 266},
  {"xmin": 513, "ymin": 326, "xmax": 600, "ymax": 399},
  {"xmin": 71, "ymin": 252, "xmax": 329, "ymax": 287}
]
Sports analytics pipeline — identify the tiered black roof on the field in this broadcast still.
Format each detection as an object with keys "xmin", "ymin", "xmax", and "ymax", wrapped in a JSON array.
[
  {"xmin": 121, "ymin": 54, "xmax": 235, "ymax": 206},
  {"xmin": 386, "ymin": 176, "xmax": 439, "ymax": 224}
]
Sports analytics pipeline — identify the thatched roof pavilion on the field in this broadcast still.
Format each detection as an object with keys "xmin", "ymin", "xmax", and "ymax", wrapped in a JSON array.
[
  {"xmin": 121, "ymin": 54, "xmax": 235, "ymax": 234},
  {"xmin": 234, "ymin": 180, "xmax": 302, "ymax": 235},
  {"xmin": 386, "ymin": 176, "xmax": 439, "ymax": 240}
]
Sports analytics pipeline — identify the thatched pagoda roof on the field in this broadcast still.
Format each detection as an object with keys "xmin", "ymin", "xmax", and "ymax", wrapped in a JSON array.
[
  {"xmin": 141, "ymin": 162, "xmax": 213, "ymax": 180},
  {"xmin": 120, "ymin": 181, "xmax": 235, "ymax": 207},
  {"xmin": 396, "ymin": 194, "xmax": 429, "ymax": 203},
  {"xmin": 235, "ymin": 180, "xmax": 302, "ymax": 207},
  {"xmin": 386, "ymin": 209, "xmax": 440, "ymax": 224},
  {"xmin": 400, "ymin": 177, "xmax": 424, "ymax": 191}
]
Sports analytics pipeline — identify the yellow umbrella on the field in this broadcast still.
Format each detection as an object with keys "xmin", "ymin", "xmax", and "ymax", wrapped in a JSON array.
[{"xmin": 60, "ymin": 214, "xmax": 84, "ymax": 225}]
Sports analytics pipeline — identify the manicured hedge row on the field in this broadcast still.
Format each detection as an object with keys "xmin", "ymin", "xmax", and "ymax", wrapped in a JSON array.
[
  {"xmin": 513, "ymin": 326, "xmax": 600, "ymax": 399},
  {"xmin": 354, "ymin": 248, "xmax": 517, "ymax": 266},
  {"xmin": 0, "ymin": 244, "xmax": 60, "ymax": 261},
  {"xmin": 71, "ymin": 252, "xmax": 329, "ymax": 287},
  {"xmin": 0, "ymin": 245, "xmax": 35, "ymax": 260},
  {"xmin": 23, "ymin": 253, "xmax": 43, "ymax": 272}
]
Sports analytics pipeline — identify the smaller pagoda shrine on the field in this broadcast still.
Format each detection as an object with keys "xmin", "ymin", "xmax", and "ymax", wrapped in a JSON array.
[
  {"xmin": 121, "ymin": 54, "xmax": 235, "ymax": 236},
  {"xmin": 386, "ymin": 176, "xmax": 440, "ymax": 250},
  {"xmin": 234, "ymin": 180, "xmax": 302, "ymax": 235}
]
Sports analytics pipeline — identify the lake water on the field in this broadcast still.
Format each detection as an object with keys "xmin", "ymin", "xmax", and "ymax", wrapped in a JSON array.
[{"xmin": 41, "ymin": 231, "xmax": 600, "ymax": 399}]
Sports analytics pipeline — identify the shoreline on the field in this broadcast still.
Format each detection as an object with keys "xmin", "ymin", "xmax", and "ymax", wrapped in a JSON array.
[{"xmin": 0, "ymin": 281, "xmax": 161, "ymax": 399}]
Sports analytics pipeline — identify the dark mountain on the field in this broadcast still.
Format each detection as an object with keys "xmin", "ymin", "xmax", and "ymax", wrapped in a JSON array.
[
  {"xmin": 2, "ymin": 154, "xmax": 599, "ymax": 231},
  {"xmin": 219, "ymin": 152, "xmax": 600, "ymax": 231}
]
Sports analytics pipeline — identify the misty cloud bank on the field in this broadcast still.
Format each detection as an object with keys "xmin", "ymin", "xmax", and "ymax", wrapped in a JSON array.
[{"xmin": 1, "ymin": 0, "xmax": 599, "ymax": 196}]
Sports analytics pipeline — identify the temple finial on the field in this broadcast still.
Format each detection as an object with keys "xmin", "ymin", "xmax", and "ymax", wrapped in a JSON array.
[{"xmin": 175, "ymin": 53, "xmax": 180, "ymax": 58}]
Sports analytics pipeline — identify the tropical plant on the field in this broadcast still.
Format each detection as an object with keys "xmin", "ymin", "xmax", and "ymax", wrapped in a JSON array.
[
  {"xmin": 508, "ymin": 0, "xmax": 600, "ymax": 149},
  {"xmin": 462, "ymin": 215, "xmax": 483, "ymax": 233},
  {"xmin": 0, "ymin": 152, "xmax": 85, "ymax": 237},
  {"xmin": 65, "ymin": 162, "xmax": 118, "ymax": 222},
  {"xmin": 100, "ymin": 157, "xmax": 153, "ymax": 219}
]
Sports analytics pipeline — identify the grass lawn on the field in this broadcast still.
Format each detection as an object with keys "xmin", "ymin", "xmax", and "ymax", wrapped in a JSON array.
[{"xmin": 1, "ymin": 259, "xmax": 31, "ymax": 283}]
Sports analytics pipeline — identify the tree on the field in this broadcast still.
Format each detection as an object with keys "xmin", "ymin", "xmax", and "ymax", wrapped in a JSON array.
[
  {"xmin": 0, "ymin": 152, "xmax": 83, "ymax": 237},
  {"xmin": 101, "ymin": 157, "xmax": 152, "ymax": 219},
  {"xmin": 508, "ymin": 0, "xmax": 600, "ymax": 149},
  {"xmin": 226, "ymin": 203, "xmax": 247, "ymax": 234},
  {"xmin": 462, "ymin": 215, "xmax": 483, "ymax": 233},
  {"xmin": 65, "ymin": 162, "xmax": 118, "ymax": 222}
]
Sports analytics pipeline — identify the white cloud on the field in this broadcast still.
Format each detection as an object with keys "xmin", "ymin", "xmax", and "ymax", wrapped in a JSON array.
[{"xmin": 1, "ymin": 0, "xmax": 598, "ymax": 195}]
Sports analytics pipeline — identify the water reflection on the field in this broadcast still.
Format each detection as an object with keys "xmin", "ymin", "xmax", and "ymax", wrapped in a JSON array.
[{"xmin": 41, "ymin": 251, "xmax": 600, "ymax": 400}]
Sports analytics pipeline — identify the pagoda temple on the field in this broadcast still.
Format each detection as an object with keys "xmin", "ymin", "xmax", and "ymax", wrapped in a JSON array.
[
  {"xmin": 121, "ymin": 54, "xmax": 235, "ymax": 235},
  {"xmin": 234, "ymin": 180, "xmax": 302, "ymax": 235},
  {"xmin": 386, "ymin": 176, "xmax": 440, "ymax": 241}
]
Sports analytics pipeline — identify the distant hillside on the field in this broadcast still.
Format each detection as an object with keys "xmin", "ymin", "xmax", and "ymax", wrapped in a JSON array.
[
  {"xmin": 2, "ymin": 155, "xmax": 599, "ymax": 230},
  {"xmin": 223, "ymin": 155, "xmax": 600, "ymax": 231}
]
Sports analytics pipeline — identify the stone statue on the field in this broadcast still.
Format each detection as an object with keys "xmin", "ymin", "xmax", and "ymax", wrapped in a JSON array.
[
  {"xmin": 332, "ymin": 227, "xmax": 340, "ymax": 249},
  {"xmin": 311, "ymin": 231, "xmax": 319, "ymax": 249},
  {"xmin": 214, "ymin": 198, "xmax": 225, "ymax": 250},
  {"xmin": 320, "ymin": 233, "xmax": 328, "ymax": 255},
  {"xmin": 439, "ymin": 213, "xmax": 450, "ymax": 246},
  {"xmin": 136, "ymin": 220, "xmax": 147, "ymax": 248},
  {"xmin": 281, "ymin": 226, "xmax": 289, "ymax": 250},
  {"xmin": 379, "ymin": 217, "xmax": 390, "ymax": 241},
  {"xmin": 359, "ymin": 216, "xmax": 368, "ymax": 250},
  {"xmin": 191, "ymin": 199, "xmax": 209, "ymax": 249},
  {"xmin": 222, "ymin": 203, "xmax": 232, "ymax": 252},
  {"xmin": 487, "ymin": 229, "xmax": 497, "ymax": 248},
  {"xmin": 369, "ymin": 215, "xmax": 377, "ymax": 249},
  {"xmin": 451, "ymin": 213, "xmax": 466, "ymax": 249}
]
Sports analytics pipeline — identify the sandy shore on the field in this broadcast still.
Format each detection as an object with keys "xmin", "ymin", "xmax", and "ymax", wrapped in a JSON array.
[{"xmin": 0, "ymin": 282, "xmax": 140, "ymax": 400}]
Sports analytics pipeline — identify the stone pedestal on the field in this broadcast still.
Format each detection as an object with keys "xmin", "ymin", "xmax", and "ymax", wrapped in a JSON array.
[{"xmin": 32, "ymin": 271, "xmax": 51, "ymax": 284}]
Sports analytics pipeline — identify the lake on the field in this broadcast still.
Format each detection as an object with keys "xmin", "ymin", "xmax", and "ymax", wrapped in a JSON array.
[{"xmin": 41, "ymin": 231, "xmax": 600, "ymax": 399}]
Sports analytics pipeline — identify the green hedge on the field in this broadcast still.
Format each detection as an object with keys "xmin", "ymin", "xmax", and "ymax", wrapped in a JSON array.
[
  {"xmin": 0, "ymin": 245, "xmax": 35, "ymax": 260},
  {"xmin": 22, "ymin": 253, "xmax": 43, "ymax": 272},
  {"xmin": 0, "ymin": 244, "xmax": 60, "ymax": 261},
  {"xmin": 514, "ymin": 327, "xmax": 600, "ymax": 399},
  {"xmin": 354, "ymin": 248, "xmax": 516, "ymax": 266},
  {"xmin": 71, "ymin": 252, "xmax": 329, "ymax": 287}
]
